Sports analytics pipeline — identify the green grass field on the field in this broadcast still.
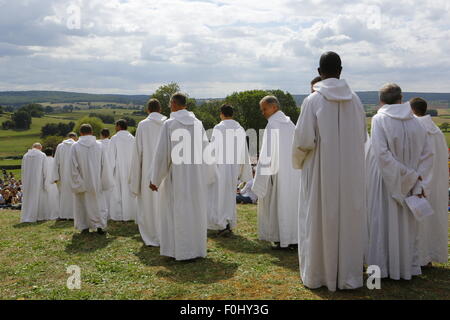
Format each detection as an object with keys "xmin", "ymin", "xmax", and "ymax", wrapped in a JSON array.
[{"xmin": 0, "ymin": 206, "xmax": 449, "ymax": 300}]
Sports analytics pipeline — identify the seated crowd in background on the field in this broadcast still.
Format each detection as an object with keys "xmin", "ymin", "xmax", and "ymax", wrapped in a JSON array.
[{"xmin": 0, "ymin": 170, "xmax": 22, "ymax": 209}]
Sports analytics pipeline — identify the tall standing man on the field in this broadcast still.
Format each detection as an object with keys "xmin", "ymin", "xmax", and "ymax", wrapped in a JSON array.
[
  {"xmin": 208, "ymin": 104, "xmax": 253, "ymax": 235},
  {"xmin": 292, "ymin": 52, "xmax": 367, "ymax": 291},
  {"xmin": 130, "ymin": 99, "xmax": 167, "ymax": 247},
  {"xmin": 150, "ymin": 93, "xmax": 215, "ymax": 261},
  {"xmin": 70, "ymin": 124, "xmax": 114, "ymax": 234},
  {"xmin": 252, "ymin": 96, "xmax": 301, "ymax": 250},
  {"xmin": 21, "ymin": 143, "xmax": 47, "ymax": 223},
  {"xmin": 53, "ymin": 132, "xmax": 78, "ymax": 220},
  {"xmin": 410, "ymin": 98, "xmax": 449, "ymax": 266},
  {"xmin": 109, "ymin": 120, "xmax": 137, "ymax": 222}
]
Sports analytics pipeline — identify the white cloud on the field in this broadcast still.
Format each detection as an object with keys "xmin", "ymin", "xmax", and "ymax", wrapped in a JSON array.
[{"xmin": 0, "ymin": 0, "xmax": 449, "ymax": 97}]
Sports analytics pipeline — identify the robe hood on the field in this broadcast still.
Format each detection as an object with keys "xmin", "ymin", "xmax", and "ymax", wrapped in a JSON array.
[
  {"xmin": 116, "ymin": 130, "xmax": 134, "ymax": 138},
  {"xmin": 415, "ymin": 115, "xmax": 441, "ymax": 135},
  {"xmin": 220, "ymin": 119, "xmax": 242, "ymax": 129},
  {"xmin": 77, "ymin": 135, "xmax": 98, "ymax": 148},
  {"xmin": 63, "ymin": 138, "xmax": 76, "ymax": 145},
  {"xmin": 378, "ymin": 102, "xmax": 414, "ymax": 120},
  {"xmin": 313, "ymin": 78, "xmax": 353, "ymax": 102},
  {"xmin": 148, "ymin": 112, "xmax": 168, "ymax": 124},
  {"xmin": 268, "ymin": 111, "xmax": 291, "ymax": 124},
  {"xmin": 26, "ymin": 148, "xmax": 44, "ymax": 157},
  {"xmin": 170, "ymin": 109, "xmax": 197, "ymax": 125}
]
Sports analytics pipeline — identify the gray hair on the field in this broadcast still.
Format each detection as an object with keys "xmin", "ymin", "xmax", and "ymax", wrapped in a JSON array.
[
  {"xmin": 32, "ymin": 143, "xmax": 42, "ymax": 150},
  {"xmin": 379, "ymin": 83, "xmax": 402, "ymax": 105},
  {"xmin": 260, "ymin": 95, "xmax": 280, "ymax": 108}
]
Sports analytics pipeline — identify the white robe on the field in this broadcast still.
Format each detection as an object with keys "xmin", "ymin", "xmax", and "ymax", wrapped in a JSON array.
[
  {"xmin": 208, "ymin": 119, "xmax": 253, "ymax": 230},
  {"xmin": 292, "ymin": 78, "xmax": 367, "ymax": 291},
  {"xmin": 130, "ymin": 112, "xmax": 167, "ymax": 246},
  {"xmin": 40, "ymin": 156, "xmax": 60, "ymax": 220},
  {"xmin": 415, "ymin": 115, "xmax": 449, "ymax": 265},
  {"xmin": 253, "ymin": 111, "xmax": 301, "ymax": 247},
  {"xmin": 366, "ymin": 102, "xmax": 434, "ymax": 280},
  {"xmin": 108, "ymin": 131, "xmax": 138, "ymax": 222},
  {"xmin": 70, "ymin": 135, "xmax": 114, "ymax": 231},
  {"xmin": 150, "ymin": 109, "xmax": 215, "ymax": 261},
  {"xmin": 21, "ymin": 149, "xmax": 47, "ymax": 223},
  {"xmin": 53, "ymin": 139, "xmax": 76, "ymax": 219},
  {"xmin": 99, "ymin": 138, "xmax": 112, "ymax": 217}
]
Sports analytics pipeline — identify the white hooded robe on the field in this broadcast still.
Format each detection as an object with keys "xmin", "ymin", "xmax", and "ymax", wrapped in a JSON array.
[
  {"xmin": 108, "ymin": 130, "xmax": 138, "ymax": 222},
  {"xmin": 21, "ymin": 148, "xmax": 46, "ymax": 223},
  {"xmin": 41, "ymin": 156, "xmax": 60, "ymax": 220},
  {"xmin": 130, "ymin": 112, "xmax": 167, "ymax": 246},
  {"xmin": 292, "ymin": 78, "xmax": 367, "ymax": 291},
  {"xmin": 366, "ymin": 102, "xmax": 434, "ymax": 280},
  {"xmin": 53, "ymin": 138, "xmax": 76, "ymax": 219},
  {"xmin": 70, "ymin": 135, "xmax": 114, "ymax": 231},
  {"xmin": 208, "ymin": 119, "xmax": 253, "ymax": 231},
  {"xmin": 253, "ymin": 111, "xmax": 301, "ymax": 247},
  {"xmin": 150, "ymin": 109, "xmax": 215, "ymax": 261},
  {"xmin": 415, "ymin": 115, "xmax": 448, "ymax": 265}
]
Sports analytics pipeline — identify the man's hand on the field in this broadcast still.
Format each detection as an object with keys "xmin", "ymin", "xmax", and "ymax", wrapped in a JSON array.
[{"xmin": 150, "ymin": 184, "xmax": 158, "ymax": 192}]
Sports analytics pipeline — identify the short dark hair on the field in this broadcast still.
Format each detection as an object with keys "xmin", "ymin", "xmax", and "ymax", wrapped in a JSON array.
[
  {"xmin": 171, "ymin": 92, "xmax": 187, "ymax": 107},
  {"xmin": 410, "ymin": 97, "xmax": 428, "ymax": 117},
  {"xmin": 220, "ymin": 104, "xmax": 234, "ymax": 118},
  {"xmin": 379, "ymin": 83, "xmax": 402, "ymax": 105},
  {"xmin": 101, "ymin": 128, "xmax": 110, "ymax": 138},
  {"xmin": 44, "ymin": 148, "xmax": 54, "ymax": 156},
  {"xmin": 319, "ymin": 51, "xmax": 342, "ymax": 76},
  {"xmin": 80, "ymin": 124, "xmax": 93, "ymax": 135},
  {"xmin": 116, "ymin": 119, "xmax": 128, "ymax": 130},
  {"xmin": 147, "ymin": 98, "xmax": 161, "ymax": 113}
]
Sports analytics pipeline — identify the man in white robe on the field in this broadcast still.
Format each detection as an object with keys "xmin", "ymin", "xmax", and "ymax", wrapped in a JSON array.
[
  {"xmin": 108, "ymin": 120, "xmax": 138, "ymax": 222},
  {"xmin": 150, "ymin": 93, "xmax": 215, "ymax": 261},
  {"xmin": 99, "ymin": 128, "xmax": 112, "ymax": 217},
  {"xmin": 41, "ymin": 148, "xmax": 60, "ymax": 220},
  {"xmin": 253, "ymin": 96, "xmax": 301, "ymax": 250},
  {"xmin": 70, "ymin": 124, "xmax": 114, "ymax": 234},
  {"xmin": 130, "ymin": 99, "xmax": 167, "ymax": 247},
  {"xmin": 53, "ymin": 132, "xmax": 77, "ymax": 220},
  {"xmin": 292, "ymin": 52, "xmax": 367, "ymax": 291},
  {"xmin": 208, "ymin": 104, "xmax": 253, "ymax": 235},
  {"xmin": 366, "ymin": 84, "xmax": 434, "ymax": 280},
  {"xmin": 410, "ymin": 97, "xmax": 448, "ymax": 266},
  {"xmin": 21, "ymin": 143, "xmax": 47, "ymax": 223}
]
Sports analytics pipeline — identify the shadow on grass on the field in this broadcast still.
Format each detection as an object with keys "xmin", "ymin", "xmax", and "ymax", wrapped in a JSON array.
[
  {"xmin": 65, "ymin": 232, "xmax": 116, "ymax": 254},
  {"xmin": 302, "ymin": 265, "xmax": 450, "ymax": 300},
  {"xmin": 211, "ymin": 232, "xmax": 299, "ymax": 271},
  {"xmin": 13, "ymin": 221, "xmax": 47, "ymax": 228},
  {"xmin": 49, "ymin": 220, "xmax": 73, "ymax": 229},
  {"xmin": 135, "ymin": 245, "xmax": 239, "ymax": 284},
  {"xmin": 107, "ymin": 221, "xmax": 140, "ymax": 238}
]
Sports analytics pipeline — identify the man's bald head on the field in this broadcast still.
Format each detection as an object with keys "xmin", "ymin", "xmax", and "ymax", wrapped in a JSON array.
[{"xmin": 318, "ymin": 51, "xmax": 342, "ymax": 79}]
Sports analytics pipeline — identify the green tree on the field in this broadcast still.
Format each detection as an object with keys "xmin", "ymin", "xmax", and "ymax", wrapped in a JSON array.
[
  {"xmin": 225, "ymin": 89, "xmax": 299, "ymax": 131},
  {"xmin": 0, "ymin": 105, "xmax": 3, "ymax": 114},
  {"xmin": 122, "ymin": 116, "xmax": 137, "ymax": 127},
  {"xmin": 20, "ymin": 104, "xmax": 44, "ymax": 118},
  {"xmin": 45, "ymin": 106, "xmax": 54, "ymax": 114},
  {"xmin": 74, "ymin": 116, "xmax": 105, "ymax": 137},
  {"xmin": 42, "ymin": 136, "xmax": 64, "ymax": 151},
  {"xmin": 151, "ymin": 82, "xmax": 181, "ymax": 116},
  {"xmin": 12, "ymin": 110, "xmax": 32, "ymax": 129}
]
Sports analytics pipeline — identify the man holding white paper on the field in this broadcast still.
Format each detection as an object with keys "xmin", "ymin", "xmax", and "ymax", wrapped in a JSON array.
[{"xmin": 366, "ymin": 84, "xmax": 434, "ymax": 280}]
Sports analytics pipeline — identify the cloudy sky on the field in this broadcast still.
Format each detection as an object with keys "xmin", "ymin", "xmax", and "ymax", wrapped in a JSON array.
[{"xmin": 0, "ymin": 0, "xmax": 449, "ymax": 98}]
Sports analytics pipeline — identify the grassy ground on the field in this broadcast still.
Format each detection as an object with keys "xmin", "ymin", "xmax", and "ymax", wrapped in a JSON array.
[{"xmin": 0, "ymin": 206, "xmax": 448, "ymax": 300}]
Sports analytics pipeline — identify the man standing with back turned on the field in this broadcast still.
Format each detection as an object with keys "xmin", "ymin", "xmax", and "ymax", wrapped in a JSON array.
[{"xmin": 292, "ymin": 52, "xmax": 367, "ymax": 291}]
